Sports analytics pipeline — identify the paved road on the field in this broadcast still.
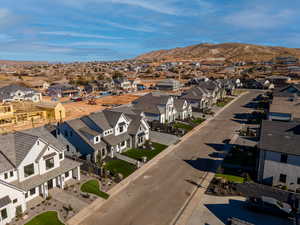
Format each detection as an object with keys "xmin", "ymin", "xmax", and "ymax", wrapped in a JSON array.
[{"xmin": 79, "ymin": 91, "xmax": 260, "ymax": 225}]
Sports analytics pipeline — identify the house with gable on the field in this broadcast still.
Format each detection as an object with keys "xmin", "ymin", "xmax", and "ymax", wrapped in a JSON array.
[
  {"xmin": 0, "ymin": 126, "xmax": 80, "ymax": 225},
  {"xmin": 0, "ymin": 84, "xmax": 42, "ymax": 103},
  {"xmin": 57, "ymin": 109, "xmax": 150, "ymax": 161}
]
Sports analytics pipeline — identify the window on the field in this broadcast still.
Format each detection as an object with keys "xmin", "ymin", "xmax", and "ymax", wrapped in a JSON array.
[
  {"xmin": 37, "ymin": 141, "xmax": 39, "ymax": 145},
  {"xmin": 25, "ymin": 193, "xmax": 28, "ymax": 198},
  {"xmin": 45, "ymin": 158, "xmax": 55, "ymax": 170},
  {"xmin": 24, "ymin": 164, "xmax": 34, "ymax": 177},
  {"xmin": 4, "ymin": 173, "xmax": 8, "ymax": 179},
  {"xmin": 298, "ymin": 178, "xmax": 300, "ymax": 185},
  {"xmin": 279, "ymin": 174, "xmax": 287, "ymax": 183},
  {"xmin": 280, "ymin": 154, "xmax": 288, "ymax": 163},
  {"xmin": 30, "ymin": 188, "xmax": 36, "ymax": 196},
  {"xmin": 66, "ymin": 145, "xmax": 70, "ymax": 152},
  {"xmin": 119, "ymin": 126, "xmax": 124, "ymax": 133},
  {"xmin": 121, "ymin": 141, "xmax": 126, "ymax": 147},
  {"xmin": 10, "ymin": 171, "xmax": 13, "ymax": 177},
  {"xmin": 13, "ymin": 199, "xmax": 17, "ymax": 204},
  {"xmin": 59, "ymin": 153, "xmax": 63, "ymax": 160},
  {"xmin": 65, "ymin": 171, "xmax": 70, "ymax": 178},
  {"xmin": 95, "ymin": 136, "xmax": 99, "ymax": 142},
  {"xmin": 1, "ymin": 208, "xmax": 7, "ymax": 220}
]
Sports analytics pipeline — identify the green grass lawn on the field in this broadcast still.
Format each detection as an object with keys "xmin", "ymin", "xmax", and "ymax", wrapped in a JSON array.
[
  {"xmin": 216, "ymin": 97, "xmax": 234, "ymax": 107},
  {"xmin": 25, "ymin": 211, "xmax": 64, "ymax": 225},
  {"xmin": 191, "ymin": 118, "xmax": 205, "ymax": 125},
  {"xmin": 122, "ymin": 142, "xmax": 168, "ymax": 161},
  {"xmin": 215, "ymin": 173, "xmax": 244, "ymax": 183},
  {"xmin": 80, "ymin": 179, "xmax": 110, "ymax": 199},
  {"xmin": 104, "ymin": 159, "xmax": 136, "ymax": 178},
  {"xmin": 173, "ymin": 122, "xmax": 194, "ymax": 131}
]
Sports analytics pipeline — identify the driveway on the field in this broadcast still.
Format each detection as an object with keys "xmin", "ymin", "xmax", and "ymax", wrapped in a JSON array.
[
  {"xmin": 150, "ymin": 130, "xmax": 179, "ymax": 146},
  {"xmin": 187, "ymin": 194, "xmax": 292, "ymax": 225},
  {"xmin": 77, "ymin": 90, "xmax": 261, "ymax": 225}
]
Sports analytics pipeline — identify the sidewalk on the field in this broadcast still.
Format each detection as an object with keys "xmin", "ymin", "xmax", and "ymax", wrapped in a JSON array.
[{"xmin": 67, "ymin": 92, "xmax": 248, "ymax": 225}]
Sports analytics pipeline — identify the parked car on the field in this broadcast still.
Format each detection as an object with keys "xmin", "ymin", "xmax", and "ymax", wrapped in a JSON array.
[
  {"xmin": 246, "ymin": 196, "xmax": 293, "ymax": 218},
  {"xmin": 71, "ymin": 96, "xmax": 83, "ymax": 102}
]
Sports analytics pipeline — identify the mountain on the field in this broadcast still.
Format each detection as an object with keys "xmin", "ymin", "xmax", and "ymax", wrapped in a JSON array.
[
  {"xmin": 136, "ymin": 43, "xmax": 300, "ymax": 62},
  {"xmin": 0, "ymin": 60, "xmax": 48, "ymax": 65}
]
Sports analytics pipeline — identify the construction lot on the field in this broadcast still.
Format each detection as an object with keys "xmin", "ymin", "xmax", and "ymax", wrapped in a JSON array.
[{"xmin": 63, "ymin": 91, "xmax": 148, "ymax": 120}]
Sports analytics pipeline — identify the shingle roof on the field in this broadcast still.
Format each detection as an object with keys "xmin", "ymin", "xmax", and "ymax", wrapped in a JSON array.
[
  {"xmin": 87, "ymin": 111, "xmax": 112, "ymax": 131},
  {"xmin": 0, "ymin": 126, "xmax": 66, "ymax": 173},
  {"xmin": 259, "ymin": 120, "xmax": 300, "ymax": 155},
  {"xmin": 102, "ymin": 133, "xmax": 130, "ymax": 146}
]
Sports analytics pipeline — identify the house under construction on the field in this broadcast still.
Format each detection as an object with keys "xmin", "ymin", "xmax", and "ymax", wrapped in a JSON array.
[{"xmin": 0, "ymin": 101, "xmax": 65, "ymax": 133}]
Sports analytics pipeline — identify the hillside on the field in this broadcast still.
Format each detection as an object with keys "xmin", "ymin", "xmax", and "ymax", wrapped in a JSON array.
[
  {"xmin": 0, "ymin": 59, "xmax": 48, "ymax": 65},
  {"xmin": 136, "ymin": 43, "xmax": 300, "ymax": 62}
]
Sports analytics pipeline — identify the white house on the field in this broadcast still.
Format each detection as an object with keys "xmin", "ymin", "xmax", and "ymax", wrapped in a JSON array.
[
  {"xmin": 0, "ymin": 126, "xmax": 81, "ymax": 225},
  {"xmin": 0, "ymin": 84, "xmax": 42, "ymax": 103}
]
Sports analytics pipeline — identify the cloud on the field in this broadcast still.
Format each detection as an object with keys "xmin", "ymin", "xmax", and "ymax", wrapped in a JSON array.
[
  {"xmin": 99, "ymin": 19, "xmax": 155, "ymax": 32},
  {"xmin": 60, "ymin": 0, "xmax": 180, "ymax": 15},
  {"xmin": 39, "ymin": 31, "xmax": 122, "ymax": 39},
  {"xmin": 224, "ymin": 8, "xmax": 294, "ymax": 29}
]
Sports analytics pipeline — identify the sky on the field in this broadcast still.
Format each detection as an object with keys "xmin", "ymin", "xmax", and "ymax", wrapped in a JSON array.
[{"xmin": 0, "ymin": 0, "xmax": 300, "ymax": 62}]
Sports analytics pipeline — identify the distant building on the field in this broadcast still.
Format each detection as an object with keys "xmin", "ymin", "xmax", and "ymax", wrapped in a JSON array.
[
  {"xmin": 0, "ymin": 84, "xmax": 42, "ymax": 103},
  {"xmin": 156, "ymin": 79, "xmax": 181, "ymax": 91}
]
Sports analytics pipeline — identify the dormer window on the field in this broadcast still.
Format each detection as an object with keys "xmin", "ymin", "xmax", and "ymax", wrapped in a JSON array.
[
  {"xmin": 95, "ymin": 136, "xmax": 100, "ymax": 142},
  {"xmin": 119, "ymin": 126, "xmax": 124, "ymax": 133}
]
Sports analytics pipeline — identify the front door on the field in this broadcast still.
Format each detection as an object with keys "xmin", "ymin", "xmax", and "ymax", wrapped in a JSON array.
[{"xmin": 47, "ymin": 179, "xmax": 53, "ymax": 190}]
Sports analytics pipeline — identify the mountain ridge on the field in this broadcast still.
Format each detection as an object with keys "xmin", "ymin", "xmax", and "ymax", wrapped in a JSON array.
[{"xmin": 136, "ymin": 42, "xmax": 300, "ymax": 62}]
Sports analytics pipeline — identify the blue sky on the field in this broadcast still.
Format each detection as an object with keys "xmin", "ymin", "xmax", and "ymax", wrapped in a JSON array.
[{"xmin": 0, "ymin": 0, "xmax": 299, "ymax": 62}]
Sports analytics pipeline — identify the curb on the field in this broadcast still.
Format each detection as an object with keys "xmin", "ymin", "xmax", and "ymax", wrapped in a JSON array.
[{"xmin": 67, "ymin": 92, "xmax": 248, "ymax": 225}]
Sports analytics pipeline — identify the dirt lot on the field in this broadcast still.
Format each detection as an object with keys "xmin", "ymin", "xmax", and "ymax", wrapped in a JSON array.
[{"xmin": 63, "ymin": 91, "xmax": 148, "ymax": 120}]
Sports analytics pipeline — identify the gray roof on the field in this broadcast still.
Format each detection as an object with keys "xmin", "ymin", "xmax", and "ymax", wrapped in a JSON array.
[
  {"xmin": 259, "ymin": 120, "xmax": 300, "ymax": 155},
  {"xmin": 102, "ymin": 133, "xmax": 130, "ymax": 146},
  {"xmin": 87, "ymin": 111, "xmax": 112, "ymax": 131},
  {"xmin": 0, "ymin": 84, "xmax": 38, "ymax": 101},
  {"xmin": 0, "ymin": 196, "xmax": 11, "ymax": 208},
  {"xmin": 12, "ymin": 158, "xmax": 80, "ymax": 191},
  {"xmin": 0, "ymin": 126, "xmax": 64, "ymax": 173},
  {"xmin": 174, "ymin": 99, "xmax": 186, "ymax": 112}
]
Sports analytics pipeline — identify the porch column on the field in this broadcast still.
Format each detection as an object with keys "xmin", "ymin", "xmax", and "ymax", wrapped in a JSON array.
[
  {"xmin": 43, "ymin": 182, "xmax": 48, "ymax": 198},
  {"xmin": 60, "ymin": 175, "xmax": 65, "ymax": 189}
]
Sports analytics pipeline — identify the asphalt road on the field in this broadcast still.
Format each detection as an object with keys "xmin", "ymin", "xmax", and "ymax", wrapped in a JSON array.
[{"xmin": 79, "ymin": 91, "xmax": 260, "ymax": 225}]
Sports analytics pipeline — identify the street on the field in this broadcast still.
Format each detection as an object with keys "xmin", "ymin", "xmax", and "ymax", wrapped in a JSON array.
[{"xmin": 78, "ymin": 91, "xmax": 260, "ymax": 225}]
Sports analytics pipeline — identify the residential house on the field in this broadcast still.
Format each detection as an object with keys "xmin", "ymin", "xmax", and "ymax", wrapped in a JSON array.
[
  {"xmin": 0, "ymin": 126, "xmax": 81, "ymax": 225},
  {"xmin": 257, "ymin": 120, "xmax": 300, "ymax": 191},
  {"xmin": 132, "ymin": 92, "xmax": 177, "ymax": 123},
  {"xmin": 0, "ymin": 84, "xmax": 42, "ymax": 103},
  {"xmin": 180, "ymin": 86, "xmax": 211, "ymax": 111},
  {"xmin": 273, "ymin": 84, "xmax": 300, "ymax": 98},
  {"xmin": 113, "ymin": 77, "xmax": 131, "ymax": 91},
  {"xmin": 156, "ymin": 79, "xmax": 181, "ymax": 91},
  {"xmin": 174, "ymin": 99, "xmax": 193, "ymax": 120},
  {"xmin": 46, "ymin": 84, "xmax": 79, "ymax": 98},
  {"xmin": 268, "ymin": 95, "xmax": 300, "ymax": 122},
  {"xmin": 57, "ymin": 109, "xmax": 150, "ymax": 161}
]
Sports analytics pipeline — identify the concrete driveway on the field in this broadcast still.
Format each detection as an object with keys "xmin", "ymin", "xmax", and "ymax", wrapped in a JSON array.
[
  {"xmin": 187, "ymin": 194, "xmax": 292, "ymax": 225},
  {"xmin": 77, "ymin": 90, "xmax": 261, "ymax": 225},
  {"xmin": 150, "ymin": 130, "xmax": 179, "ymax": 146}
]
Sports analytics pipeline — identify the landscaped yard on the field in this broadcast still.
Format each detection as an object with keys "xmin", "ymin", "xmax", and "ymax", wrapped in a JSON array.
[
  {"xmin": 104, "ymin": 159, "xmax": 136, "ymax": 178},
  {"xmin": 25, "ymin": 211, "xmax": 64, "ymax": 225},
  {"xmin": 173, "ymin": 122, "xmax": 194, "ymax": 131},
  {"xmin": 81, "ymin": 179, "xmax": 110, "ymax": 199},
  {"xmin": 191, "ymin": 118, "xmax": 205, "ymax": 125},
  {"xmin": 215, "ymin": 173, "xmax": 244, "ymax": 183},
  {"xmin": 216, "ymin": 97, "xmax": 234, "ymax": 107},
  {"xmin": 122, "ymin": 142, "xmax": 168, "ymax": 161}
]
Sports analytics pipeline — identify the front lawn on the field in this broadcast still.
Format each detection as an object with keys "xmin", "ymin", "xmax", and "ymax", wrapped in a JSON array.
[
  {"xmin": 104, "ymin": 159, "xmax": 136, "ymax": 178},
  {"xmin": 25, "ymin": 211, "xmax": 64, "ymax": 225},
  {"xmin": 122, "ymin": 142, "xmax": 168, "ymax": 161},
  {"xmin": 80, "ymin": 179, "xmax": 109, "ymax": 199},
  {"xmin": 191, "ymin": 118, "xmax": 205, "ymax": 125},
  {"xmin": 215, "ymin": 173, "xmax": 244, "ymax": 183},
  {"xmin": 173, "ymin": 122, "xmax": 193, "ymax": 131},
  {"xmin": 216, "ymin": 97, "xmax": 234, "ymax": 107}
]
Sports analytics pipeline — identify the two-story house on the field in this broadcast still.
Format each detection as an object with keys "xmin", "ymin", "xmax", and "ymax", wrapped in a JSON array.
[
  {"xmin": 132, "ymin": 93, "xmax": 177, "ymax": 123},
  {"xmin": 113, "ymin": 78, "xmax": 132, "ymax": 91},
  {"xmin": 0, "ymin": 84, "xmax": 42, "ymax": 103},
  {"xmin": 57, "ymin": 109, "xmax": 150, "ymax": 161},
  {"xmin": 180, "ymin": 86, "xmax": 211, "ymax": 111},
  {"xmin": 0, "ymin": 126, "xmax": 80, "ymax": 225},
  {"xmin": 257, "ymin": 120, "xmax": 300, "ymax": 191}
]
